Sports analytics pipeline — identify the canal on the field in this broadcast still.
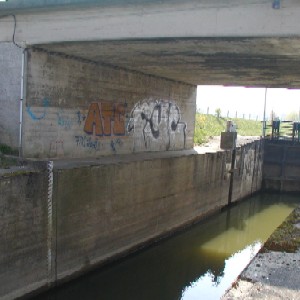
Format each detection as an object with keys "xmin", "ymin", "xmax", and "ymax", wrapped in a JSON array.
[{"xmin": 33, "ymin": 193, "xmax": 299, "ymax": 300}]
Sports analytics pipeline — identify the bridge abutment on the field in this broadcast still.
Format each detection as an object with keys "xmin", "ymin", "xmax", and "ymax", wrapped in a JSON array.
[{"xmin": 20, "ymin": 48, "xmax": 196, "ymax": 158}]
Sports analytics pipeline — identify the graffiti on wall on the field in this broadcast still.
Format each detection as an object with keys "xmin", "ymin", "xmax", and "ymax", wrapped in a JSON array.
[
  {"xmin": 57, "ymin": 110, "xmax": 73, "ymax": 130},
  {"xmin": 76, "ymin": 111, "xmax": 86, "ymax": 125},
  {"xmin": 127, "ymin": 99, "xmax": 186, "ymax": 151},
  {"xmin": 83, "ymin": 102, "xmax": 126, "ymax": 137},
  {"xmin": 75, "ymin": 135, "xmax": 101, "ymax": 151},
  {"xmin": 26, "ymin": 98, "xmax": 186, "ymax": 155},
  {"xmin": 110, "ymin": 138, "xmax": 123, "ymax": 152},
  {"xmin": 26, "ymin": 98, "xmax": 49, "ymax": 121}
]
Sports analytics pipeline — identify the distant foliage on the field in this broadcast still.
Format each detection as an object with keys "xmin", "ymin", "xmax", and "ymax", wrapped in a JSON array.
[
  {"xmin": 194, "ymin": 113, "xmax": 262, "ymax": 145},
  {"xmin": 286, "ymin": 111, "xmax": 300, "ymax": 121},
  {"xmin": 215, "ymin": 108, "xmax": 221, "ymax": 118}
]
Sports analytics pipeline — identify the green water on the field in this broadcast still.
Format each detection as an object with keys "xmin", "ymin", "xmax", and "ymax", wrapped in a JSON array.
[{"xmin": 34, "ymin": 193, "xmax": 299, "ymax": 300}]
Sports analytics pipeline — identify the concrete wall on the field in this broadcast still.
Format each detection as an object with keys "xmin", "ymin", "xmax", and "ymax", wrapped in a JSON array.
[
  {"xmin": 0, "ymin": 140, "xmax": 263, "ymax": 299},
  {"xmin": 23, "ymin": 49, "xmax": 196, "ymax": 158},
  {"xmin": 232, "ymin": 140, "xmax": 263, "ymax": 201},
  {"xmin": 263, "ymin": 141, "xmax": 300, "ymax": 192},
  {"xmin": 54, "ymin": 151, "xmax": 230, "ymax": 281},
  {"xmin": 0, "ymin": 42, "xmax": 22, "ymax": 149},
  {"xmin": 0, "ymin": 165, "xmax": 50, "ymax": 300}
]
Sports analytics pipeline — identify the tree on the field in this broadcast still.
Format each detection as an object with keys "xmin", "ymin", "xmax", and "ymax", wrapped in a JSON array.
[{"xmin": 215, "ymin": 108, "xmax": 221, "ymax": 118}]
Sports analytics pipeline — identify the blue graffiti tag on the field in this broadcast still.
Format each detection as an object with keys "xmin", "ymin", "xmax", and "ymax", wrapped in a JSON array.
[
  {"xmin": 110, "ymin": 138, "xmax": 123, "ymax": 152},
  {"xmin": 75, "ymin": 136, "xmax": 100, "ymax": 151},
  {"xmin": 57, "ymin": 112, "xmax": 73, "ymax": 129},
  {"xmin": 26, "ymin": 98, "xmax": 49, "ymax": 121},
  {"xmin": 76, "ymin": 111, "xmax": 86, "ymax": 125}
]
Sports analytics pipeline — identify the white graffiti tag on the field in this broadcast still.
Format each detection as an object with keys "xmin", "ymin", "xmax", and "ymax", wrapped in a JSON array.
[{"xmin": 127, "ymin": 99, "xmax": 186, "ymax": 151}]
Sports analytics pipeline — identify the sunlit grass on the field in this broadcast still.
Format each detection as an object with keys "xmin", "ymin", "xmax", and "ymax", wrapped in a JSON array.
[{"xmin": 194, "ymin": 114, "xmax": 262, "ymax": 145}]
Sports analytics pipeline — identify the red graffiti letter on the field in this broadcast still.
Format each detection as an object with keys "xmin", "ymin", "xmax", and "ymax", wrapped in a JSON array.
[
  {"xmin": 114, "ymin": 103, "xmax": 126, "ymax": 136},
  {"xmin": 101, "ymin": 102, "xmax": 114, "ymax": 136},
  {"xmin": 84, "ymin": 102, "xmax": 103, "ymax": 136}
]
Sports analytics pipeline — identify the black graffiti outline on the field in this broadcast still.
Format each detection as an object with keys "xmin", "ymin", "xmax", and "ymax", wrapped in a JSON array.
[{"xmin": 128, "ymin": 99, "xmax": 186, "ymax": 150}]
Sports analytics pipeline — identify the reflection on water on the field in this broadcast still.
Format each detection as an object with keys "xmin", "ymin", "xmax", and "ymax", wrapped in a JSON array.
[
  {"xmin": 181, "ymin": 242, "xmax": 262, "ymax": 300},
  {"xmin": 33, "ymin": 193, "xmax": 298, "ymax": 300}
]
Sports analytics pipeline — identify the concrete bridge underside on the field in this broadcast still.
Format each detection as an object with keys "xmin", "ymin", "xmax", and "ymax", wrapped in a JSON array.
[{"xmin": 1, "ymin": 0, "xmax": 300, "ymax": 87}]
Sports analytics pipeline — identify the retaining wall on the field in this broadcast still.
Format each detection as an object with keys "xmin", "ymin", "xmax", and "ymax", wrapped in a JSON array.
[{"xmin": 0, "ymin": 140, "xmax": 263, "ymax": 299}]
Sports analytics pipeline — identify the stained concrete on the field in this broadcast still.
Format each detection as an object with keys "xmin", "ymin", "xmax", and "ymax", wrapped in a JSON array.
[
  {"xmin": 2, "ymin": 1, "xmax": 300, "ymax": 87},
  {"xmin": 0, "ymin": 42, "xmax": 22, "ymax": 148},
  {"xmin": 0, "ymin": 139, "xmax": 263, "ymax": 300},
  {"xmin": 0, "ymin": 166, "xmax": 49, "ymax": 300},
  {"xmin": 241, "ymin": 252, "xmax": 300, "ymax": 290},
  {"xmin": 21, "ymin": 49, "xmax": 196, "ymax": 158}
]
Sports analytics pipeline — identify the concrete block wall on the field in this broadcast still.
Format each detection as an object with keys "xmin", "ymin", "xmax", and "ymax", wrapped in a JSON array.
[
  {"xmin": 0, "ymin": 166, "xmax": 49, "ymax": 300},
  {"xmin": 0, "ymin": 42, "xmax": 22, "ymax": 149},
  {"xmin": 23, "ymin": 49, "xmax": 196, "ymax": 158}
]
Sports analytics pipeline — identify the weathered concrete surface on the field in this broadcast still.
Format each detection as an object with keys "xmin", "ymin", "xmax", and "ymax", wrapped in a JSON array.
[
  {"xmin": 0, "ymin": 42, "xmax": 22, "ymax": 149},
  {"xmin": 0, "ymin": 165, "xmax": 49, "ymax": 300},
  {"xmin": 263, "ymin": 141, "xmax": 300, "ymax": 192},
  {"xmin": 0, "ymin": 139, "xmax": 263, "ymax": 299},
  {"xmin": 53, "ymin": 149, "xmax": 230, "ymax": 281},
  {"xmin": 222, "ymin": 279, "xmax": 300, "ymax": 300},
  {"xmin": 222, "ymin": 206, "xmax": 300, "ymax": 300},
  {"xmin": 2, "ymin": 1, "xmax": 300, "ymax": 87},
  {"xmin": 49, "ymin": 140, "xmax": 263, "ymax": 285},
  {"xmin": 1, "ymin": 1, "xmax": 300, "ymax": 44},
  {"xmin": 196, "ymin": 136, "xmax": 263, "ymax": 201},
  {"xmin": 22, "ymin": 49, "xmax": 196, "ymax": 158}
]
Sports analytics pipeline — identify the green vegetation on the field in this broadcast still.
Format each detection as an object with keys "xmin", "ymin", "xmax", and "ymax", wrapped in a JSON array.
[
  {"xmin": 0, "ymin": 143, "xmax": 19, "ymax": 169},
  {"xmin": 0, "ymin": 143, "xmax": 18, "ymax": 156},
  {"xmin": 262, "ymin": 207, "xmax": 300, "ymax": 253},
  {"xmin": 194, "ymin": 113, "xmax": 262, "ymax": 145}
]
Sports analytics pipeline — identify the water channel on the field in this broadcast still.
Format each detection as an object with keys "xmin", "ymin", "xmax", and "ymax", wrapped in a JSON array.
[{"xmin": 34, "ymin": 193, "xmax": 299, "ymax": 300}]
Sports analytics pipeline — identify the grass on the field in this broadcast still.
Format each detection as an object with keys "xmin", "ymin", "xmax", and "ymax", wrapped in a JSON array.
[{"xmin": 194, "ymin": 113, "xmax": 263, "ymax": 145}]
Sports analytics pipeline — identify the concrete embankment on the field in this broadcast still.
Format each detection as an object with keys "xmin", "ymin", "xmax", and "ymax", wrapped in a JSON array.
[
  {"xmin": 0, "ymin": 139, "xmax": 262, "ymax": 299},
  {"xmin": 222, "ymin": 205, "xmax": 300, "ymax": 299}
]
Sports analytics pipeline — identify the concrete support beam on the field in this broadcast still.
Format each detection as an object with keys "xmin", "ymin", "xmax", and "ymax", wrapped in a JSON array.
[{"xmin": 1, "ymin": 1, "xmax": 300, "ymax": 45}]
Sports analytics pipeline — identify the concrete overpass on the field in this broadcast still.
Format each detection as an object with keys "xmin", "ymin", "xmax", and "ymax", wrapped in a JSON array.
[{"xmin": 1, "ymin": 0, "xmax": 300, "ymax": 87}]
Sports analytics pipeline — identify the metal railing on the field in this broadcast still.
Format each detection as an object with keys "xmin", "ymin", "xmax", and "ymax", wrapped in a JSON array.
[{"xmin": 264, "ymin": 121, "xmax": 300, "ymax": 142}]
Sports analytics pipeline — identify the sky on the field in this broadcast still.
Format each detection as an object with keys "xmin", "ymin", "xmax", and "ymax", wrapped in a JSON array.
[{"xmin": 196, "ymin": 86, "xmax": 300, "ymax": 121}]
